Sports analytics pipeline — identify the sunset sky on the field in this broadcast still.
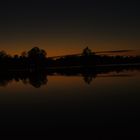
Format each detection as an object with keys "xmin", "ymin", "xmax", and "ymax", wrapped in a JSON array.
[{"xmin": 0, "ymin": 0, "xmax": 140, "ymax": 56}]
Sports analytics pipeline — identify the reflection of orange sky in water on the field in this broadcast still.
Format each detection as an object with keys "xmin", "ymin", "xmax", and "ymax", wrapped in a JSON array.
[{"xmin": 0, "ymin": 70, "xmax": 140, "ymax": 103}]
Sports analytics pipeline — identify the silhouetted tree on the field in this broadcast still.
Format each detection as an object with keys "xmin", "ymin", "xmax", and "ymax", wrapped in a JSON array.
[
  {"xmin": 28, "ymin": 47, "xmax": 46, "ymax": 59},
  {"xmin": 21, "ymin": 51, "xmax": 27, "ymax": 58},
  {"xmin": 81, "ymin": 47, "xmax": 96, "ymax": 66},
  {"xmin": 0, "ymin": 51, "xmax": 7, "ymax": 58},
  {"xmin": 82, "ymin": 46, "xmax": 93, "ymax": 56},
  {"xmin": 27, "ymin": 47, "xmax": 47, "ymax": 69}
]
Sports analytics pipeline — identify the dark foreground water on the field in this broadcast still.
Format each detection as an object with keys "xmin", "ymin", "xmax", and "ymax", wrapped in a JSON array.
[{"xmin": 0, "ymin": 69, "xmax": 140, "ymax": 135}]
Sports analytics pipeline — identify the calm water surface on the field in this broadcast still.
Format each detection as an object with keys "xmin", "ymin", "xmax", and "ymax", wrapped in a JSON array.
[{"xmin": 0, "ymin": 69, "xmax": 140, "ymax": 132}]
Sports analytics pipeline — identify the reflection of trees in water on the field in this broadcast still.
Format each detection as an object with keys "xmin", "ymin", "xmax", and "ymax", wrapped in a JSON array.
[
  {"xmin": 0, "ymin": 71, "xmax": 48, "ymax": 88},
  {"xmin": 82, "ymin": 73, "xmax": 96, "ymax": 85},
  {"xmin": 81, "ymin": 66, "xmax": 140, "ymax": 84},
  {"xmin": 0, "ymin": 66, "xmax": 140, "ymax": 87},
  {"xmin": 81, "ymin": 69, "xmax": 97, "ymax": 84},
  {"xmin": 28, "ymin": 73, "xmax": 48, "ymax": 88}
]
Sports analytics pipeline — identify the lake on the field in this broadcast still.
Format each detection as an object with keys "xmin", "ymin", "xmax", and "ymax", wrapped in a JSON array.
[{"xmin": 0, "ymin": 68, "xmax": 140, "ymax": 134}]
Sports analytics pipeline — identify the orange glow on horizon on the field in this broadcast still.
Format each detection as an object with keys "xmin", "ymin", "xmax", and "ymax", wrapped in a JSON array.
[{"xmin": 0, "ymin": 37, "xmax": 140, "ymax": 57}]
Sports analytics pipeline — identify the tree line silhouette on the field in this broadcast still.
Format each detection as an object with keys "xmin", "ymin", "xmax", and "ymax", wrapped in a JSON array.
[
  {"xmin": 47, "ymin": 47, "xmax": 140, "ymax": 67},
  {"xmin": 0, "ymin": 47, "xmax": 139, "ymax": 88},
  {"xmin": 0, "ymin": 46, "xmax": 140, "ymax": 71},
  {"xmin": 0, "ymin": 46, "xmax": 139, "ymax": 88},
  {"xmin": 0, "ymin": 47, "xmax": 47, "ymax": 71}
]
